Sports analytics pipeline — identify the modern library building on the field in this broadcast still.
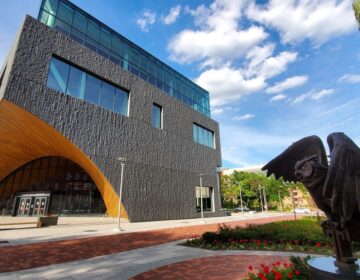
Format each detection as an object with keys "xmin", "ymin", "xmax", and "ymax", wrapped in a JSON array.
[{"xmin": 0, "ymin": 0, "xmax": 222, "ymax": 221}]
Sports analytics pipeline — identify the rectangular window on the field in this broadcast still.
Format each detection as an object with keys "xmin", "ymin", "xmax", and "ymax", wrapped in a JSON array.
[
  {"xmin": 193, "ymin": 123, "xmax": 215, "ymax": 149},
  {"xmin": 152, "ymin": 103, "xmax": 162, "ymax": 129},
  {"xmin": 66, "ymin": 66, "xmax": 86, "ymax": 98},
  {"xmin": 47, "ymin": 57, "xmax": 70, "ymax": 93},
  {"xmin": 114, "ymin": 88, "xmax": 129, "ymax": 116},
  {"xmin": 84, "ymin": 75, "xmax": 101, "ymax": 105},
  {"xmin": 47, "ymin": 57, "xmax": 129, "ymax": 115},
  {"xmin": 72, "ymin": 11, "xmax": 87, "ymax": 33},
  {"xmin": 195, "ymin": 186, "xmax": 213, "ymax": 212},
  {"xmin": 57, "ymin": 2, "xmax": 73, "ymax": 25},
  {"xmin": 100, "ymin": 81, "xmax": 115, "ymax": 110}
]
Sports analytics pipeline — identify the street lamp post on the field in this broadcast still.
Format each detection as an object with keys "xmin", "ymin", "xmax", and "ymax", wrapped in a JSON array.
[
  {"xmin": 198, "ymin": 173, "xmax": 205, "ymax": 224},
  {"xmin": 114, "ymin": 157, "xmax": 126, "ymax": 232},
  {"xmin": 239, "ymin": 187, "xmax": 244, "ymax": 214},
  {"xmin": 259, "ymin": 186, "xmax": 264, "ymax": 213},
  {"xmin": 278, "ymin": 191, "xmax": 283, "ymax": 214},
  {"xmin": 263, "ymin": 187, "xmax": 268, "ymax": 211},
  {"xmin": 291, "ymin": 189, "xmax": 297, "ymax": 220}
]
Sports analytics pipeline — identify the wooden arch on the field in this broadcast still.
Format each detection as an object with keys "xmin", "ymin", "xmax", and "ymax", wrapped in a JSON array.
[{"xmin": 0, "ymin": 99, "xmax": 127, "ymax": 218}]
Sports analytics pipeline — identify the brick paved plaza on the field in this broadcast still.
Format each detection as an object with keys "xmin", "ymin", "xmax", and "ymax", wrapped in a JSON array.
[{"xmin": 0, "ymin": 213, "xmax": 313, "ymax": 279}]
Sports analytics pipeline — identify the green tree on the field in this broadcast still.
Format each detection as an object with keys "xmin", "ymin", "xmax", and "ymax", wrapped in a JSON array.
[
  {"xmin": 353, "ymin": 0, "xmax": 360, "ymax": 27},
  {"xmin": 220, "ymin": 171, "xmax": 299, "ymax": 210}
]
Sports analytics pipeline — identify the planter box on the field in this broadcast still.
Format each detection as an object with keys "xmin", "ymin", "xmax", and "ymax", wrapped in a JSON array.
[{"xmin": 37, "ymin": 216, "xmax": 58, "ymax": 227}]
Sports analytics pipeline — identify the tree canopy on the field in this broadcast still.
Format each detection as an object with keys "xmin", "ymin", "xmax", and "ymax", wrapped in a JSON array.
[{"xmin": 221, "ymin": 171, "xmax": 308, "ymax": 210}]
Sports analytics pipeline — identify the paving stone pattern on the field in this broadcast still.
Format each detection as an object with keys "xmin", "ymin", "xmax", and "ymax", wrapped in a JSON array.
[
  {"xmin": 132, "ymin": 255, "xmax": 290, "ymax": 280},
  {"xmin": 0, "ymin": 215, "xmax": 295, "ymax": 273}
]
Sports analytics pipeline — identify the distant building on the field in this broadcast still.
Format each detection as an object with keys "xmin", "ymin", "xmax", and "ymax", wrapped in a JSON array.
[{"xmin": 221, "ymin": 164, "xmax": 264, "ymax": 176}]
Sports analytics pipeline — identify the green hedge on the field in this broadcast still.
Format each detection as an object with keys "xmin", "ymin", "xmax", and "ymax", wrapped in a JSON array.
[{"xmin": 202, "ymin": 219, "xmax": 330, "ymax": 246}]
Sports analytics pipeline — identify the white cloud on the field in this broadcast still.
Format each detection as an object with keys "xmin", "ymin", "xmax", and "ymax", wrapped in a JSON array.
[
  {"xmin": 254, "ymin": 51, "xmax": 298, "ymax": 79},
  {"xmin": 162, "ymin": 5, "xmax": 181, "ymax": 25},
  {"xmin": 270, "ymin": 94, "xmax": 286, "ymax": 102},
  {"xmin": 212, "ymin": 107, "xmax": 224, "ymax": 115},
  {"xmin": 266, "ymin": 75, "xmax": 308, "ymax": 94},
  {"xmin": 246, "ymin": 0, "xmax": 356, "ymax": 45},
  {"xmin": 292, "ymin": 89, "xmax": 335, "ymax": 104},
  {"xmin": 136, "ymin": 10, "xmax": 156, "ymax": 32},
  {"xmin": 168, "ymin": 0, "xmax": 268, "ymax": 66},
  {"xmin": 233, "ymin": 114, "xmax": 255, "ymax": 121},
  {"xmin": 197, "ymin": 66, "xmax": 266, "ymax": 107},
  {"xmin": 246, "ymin": 44, "xmax": 275, "ymax": 69},
  {"xmin": 339, "ymin": 74, "xmax": 360, "ymax": 83}
]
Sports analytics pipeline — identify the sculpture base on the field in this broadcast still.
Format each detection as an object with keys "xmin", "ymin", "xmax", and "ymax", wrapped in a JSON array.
[{"xmin": 308, "ymin": 257, "xmax": 360, "ymax": 280}]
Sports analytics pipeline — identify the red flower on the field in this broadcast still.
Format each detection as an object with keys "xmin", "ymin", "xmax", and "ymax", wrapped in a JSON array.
[
  {"xmin": 287, "ymin": 272, "xmax": 293, "ymax": 279},
  {"xmin": 295, "ymin": 270, "xmax": 301, "ymax": 275},
  {"xmin": 258, "ymin": 272, "xmax": 265, "ymax": 278},
  {"xmin": 315, "ymin": 242, "xmax": 321, "ymax": 247},
  {"xmin": 275, "ymin": 271, "xmax": 283, "ymax": 280},
  {"xmin": 248, "ymin": 265, "xmax": 253, "ymax": 271},
  {"xmin": 276, "ymin": 261, "xmax": 281, "ymax": 266}
]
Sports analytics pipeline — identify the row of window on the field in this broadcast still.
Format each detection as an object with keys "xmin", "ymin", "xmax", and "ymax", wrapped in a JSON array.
[
  {"xmin": 47, "ymin": 57, "xmax": 129, "ymax": 116},
  {"xmin": 38, "ymin": 0, "xmax": 211, "ymax": 117},
  {"xmin": 47, "ymin": 57, "xmax": 215, "ymax": 148},
  {"xmin": 193, "ymin": 124, "xmax": 215, "ymax": 149}
]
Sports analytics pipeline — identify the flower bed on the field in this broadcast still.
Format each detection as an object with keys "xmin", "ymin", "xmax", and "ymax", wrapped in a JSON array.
[
  {"xmin": 242, "ymin": 256, "xmax": 310, "ymax": 280},
  {"xmin": 184, "ymin": 218, "xmax": 360, "ymax": 256}
]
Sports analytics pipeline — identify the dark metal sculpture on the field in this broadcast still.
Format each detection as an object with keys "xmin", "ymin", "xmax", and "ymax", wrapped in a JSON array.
[{"xmin": 262, "ymin": 132, "xmax": 360, "ymax": 268}]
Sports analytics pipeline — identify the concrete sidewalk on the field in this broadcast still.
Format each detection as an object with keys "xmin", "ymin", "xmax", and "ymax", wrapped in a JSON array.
[{"xmin": 0, "ymin": 212, "xmax": 297, "ymax": 246}]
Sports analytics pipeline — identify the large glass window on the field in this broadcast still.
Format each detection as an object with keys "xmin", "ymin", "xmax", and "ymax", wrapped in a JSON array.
[
  {"xmin": 152, "ymin": 103, "xmax": 162, "ymax": 129},
  {"xmin": 38, "ymin": 0, "xmax": 211, "ymax": 117},
  {"xmin": 46, "ymin": 57, "xmax": 129, "ymax": 116},
  {"xmin": 193, "ymin": 123, "xmax": 215, "ymax": 149},
  {"xmin": 47, "ymin": 57, "xmax": 69, "ymax": 93},
  {"xmin": 195, "ymin": 186, "xmax": 213, "ymax": 212}
]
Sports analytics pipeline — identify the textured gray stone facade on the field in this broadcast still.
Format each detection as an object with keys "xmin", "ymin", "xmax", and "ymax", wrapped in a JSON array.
[{"xmin": 2, "ymin": 16, "xmax": 223, "ymax": 222}]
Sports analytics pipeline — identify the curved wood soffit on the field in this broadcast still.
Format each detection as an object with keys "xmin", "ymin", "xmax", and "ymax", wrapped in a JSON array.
[{"xmin": 0, "ymin": 99, "xmax": 127, "ymax": 219}]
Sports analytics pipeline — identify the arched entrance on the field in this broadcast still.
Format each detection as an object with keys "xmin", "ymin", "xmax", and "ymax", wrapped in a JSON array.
[
  {"xmin": 0, "ymin": 156, "xmax": 106, "ymax": 216},
  {"xmin": 0, "ymin": 99, "xmax": 128, "ymax": 218}
]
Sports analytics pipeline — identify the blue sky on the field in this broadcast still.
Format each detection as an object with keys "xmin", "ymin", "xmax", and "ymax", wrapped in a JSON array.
[{"xmin": 0, "ymin": 0, "xmax": 359, "ymax": 169}]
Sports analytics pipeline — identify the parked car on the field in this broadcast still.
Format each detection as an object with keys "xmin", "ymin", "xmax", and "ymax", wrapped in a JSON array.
[
  {"xmin": 234, "ymin": 206, "xmax": 250, "ymax": 212},
  {"xmin": 294, "ymin": 207, "xmax": 311, "ymax": 214}
]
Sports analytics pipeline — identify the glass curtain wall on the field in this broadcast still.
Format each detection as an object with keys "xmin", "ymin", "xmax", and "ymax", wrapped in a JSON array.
[
  {"xmin": 0, "ymin": 157, "xmax": 106, "ymax": 216},
  {"xmin": 38, "ymin": 0, "xmax": 211, "ymax": 117}
]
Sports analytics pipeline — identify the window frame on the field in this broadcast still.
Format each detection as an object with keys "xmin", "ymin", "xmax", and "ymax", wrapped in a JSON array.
[{"xmin": 152, "ymin": 103, "xmax": 163, "ymax": 129}]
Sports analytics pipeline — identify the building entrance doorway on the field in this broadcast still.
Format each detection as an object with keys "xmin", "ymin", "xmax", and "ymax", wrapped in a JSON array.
[
  {"xmin": 17, "ymin": 197, "xmax": 31, "ymax": 216},
  {"xmin": 0, "ymin": 156, "xmax": 107, "ymax": 216},
  {"xmin": 16, "ymin": 194, "xmax": 49, "ymax": 216}
]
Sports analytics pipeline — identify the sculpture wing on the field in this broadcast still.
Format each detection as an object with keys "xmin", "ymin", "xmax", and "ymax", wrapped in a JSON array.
[
  {"xmin": 262, "ymin": 135, "xmax": 328, "ymax": 182},
  {"xmin": 324, "ymin": 133, "xmax": 360, "ymax": 223}
]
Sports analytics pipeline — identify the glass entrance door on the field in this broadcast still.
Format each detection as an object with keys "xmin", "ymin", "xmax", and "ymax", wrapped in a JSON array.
[
  {"xmin": 18, "ymin": 198, "xmax": 31, "ymax": 216},
  {"xmin": 33, "ymin": 197, "xmax": 48, "ymax": 216}
]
